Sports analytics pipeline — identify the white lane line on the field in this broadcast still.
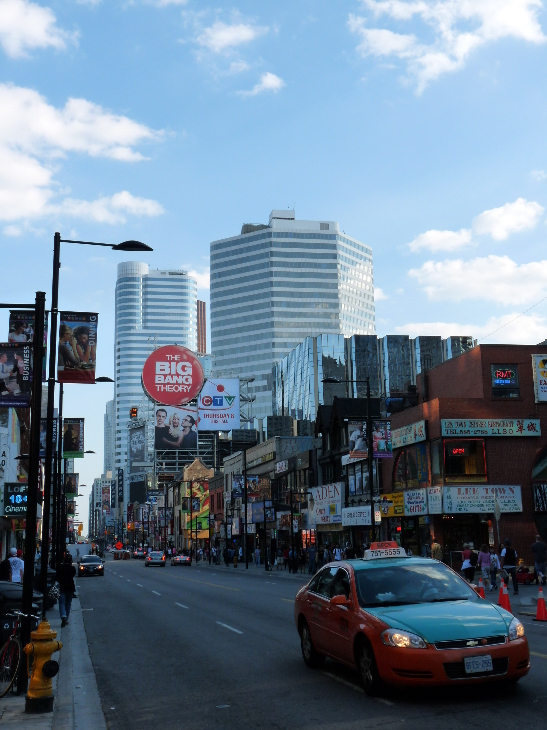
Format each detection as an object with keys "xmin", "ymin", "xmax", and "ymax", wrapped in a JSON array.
[
  {"xmin": 175, "ymin": 602, "xmax": 189, "ymax": 609},
  {"xmin": 112, "ymin": 572, "xmax": 117, "ymax": 575},
  {"xmin": 137, "ymin": 583, "xmax": 143, "ymax": 587},
  {"xmin": 127, "ymin": 579, "xmax": 131, "ymax": 582},
  {"xmin": 81, "ymin": 608, "xmax": 93, "ymax": 611},
  {"xmin": 152, "ymin": 590, "xmax": 161, "ymax": 596},
  {"xmin": 322, "ymin": 671, "xmax": 363, "ymax": 694},
  {"xmin": 216, "ymin": 621, "xmax": 243, "ymax": 635}
]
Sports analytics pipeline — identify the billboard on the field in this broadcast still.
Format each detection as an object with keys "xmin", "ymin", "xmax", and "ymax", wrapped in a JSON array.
[
  {"xmin": 9, "ymin": 310, "xmax": 48, "ymax": 381},
  {"xmin": 63, "ymin": 418, "xmax": 84, "ymax": 458},
  {"xmin": 154, "ymin": 405, "xmax": 198, "ymax": 451},
  {"xmin": 4, "ymin": 482, "xmax": 28, "ymax": 516},
  {"xmin": 129, "ymin": 473, "xmax": 147, "ymax": 504},
  {"xmin": 64, "ymin": 473, "xmax": 79, "ymax": 497},
  {"xmin": 187, "ymin": 482, "xmax": 209, "ymax": 535},
  {"xmin": 308, "ymin": 483, "xmax": 343, "ymax": 527},
  {"xmin": 129, "ymin": 425, "xmax": 146, "ymax": 472},
  {"xmin": 102, "ymin": 485, "xmax": 111, "ymax": 516},
  {"xmin": 348, "ymin": 421, "xmax": 368, "ymax": 459},
  {"xmin": 197, "ymin": 378, "xmax": 240, "ymax": 431},
  {"xmin": 0, "ymin": 342, "xmax": 32, "ymax": 407},
  {"xmin": 142, "ymin": 345, "xmax": 204, "ymax": 406},
  {"xmin": 57, "ymin": 312, "xmax": 98, "ymax": 384}
]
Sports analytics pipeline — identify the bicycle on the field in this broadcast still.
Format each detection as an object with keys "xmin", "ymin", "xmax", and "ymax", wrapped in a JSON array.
[{"xmin": 0, "ymin": 609, "xmax": 40, "ymax": 698}]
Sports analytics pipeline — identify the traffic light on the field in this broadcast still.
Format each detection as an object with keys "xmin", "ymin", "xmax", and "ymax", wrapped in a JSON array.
[{"xmin": 130, "ymin": 407, "xmax": 138, "ymax": 419}]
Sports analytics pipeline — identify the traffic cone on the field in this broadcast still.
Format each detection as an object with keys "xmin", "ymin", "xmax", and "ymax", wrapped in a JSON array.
[
  {"xmin": 478, "ymin": 577, "xmax": 485, "ymax": 599},
  {"xmin": 497, "ymin": 579, "xmax": 505, "ymax": 606},
  {"xmin": 500, "ymin": 583, "xmax": 512, "ymax": 613},
  {"xmin": 535, "ymin": 586, "xmax": 547, "ymax": 622}
]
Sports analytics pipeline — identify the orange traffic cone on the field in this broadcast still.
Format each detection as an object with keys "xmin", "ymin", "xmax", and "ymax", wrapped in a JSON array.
[
  {"xmin": 535, "ymin": 586, "xmax": 547, "ymax": 622},
  {"xmin": 478, "ymin": 577, "xmax": 485, "ymax": 599},
  {"xmin": 500, "ymin": 583, "xmax": 512, "ymax": 613},
  {"xmin": 497, "ymin": 578, "xmax": 505, "ymax": 605}
]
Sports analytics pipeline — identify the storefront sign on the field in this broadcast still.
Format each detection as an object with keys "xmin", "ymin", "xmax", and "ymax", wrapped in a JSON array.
[
  {"xmin": 427, "ymin": 486, "xmax": 443, "ymax": 514},
  {"xmin": 4, "ymin": 482, "xmax": 28, "ymax": 516},
  {"xmin": 416, "ymin": 444, "xmax": 428, "ymax": 482},
  {"xmin": 403, "ymin": 489, "xmax": 427, "ymax": 516},
  {"xmin": 441, "ymin": 419, "xmax": 540, "ymax": 437},
  {"xmin": 532, "ymin": 355, "xmax": 547, "ymax": 403},
  {"xmin": 443, "ymin": 486, "xmax": 523, "ymax": 514},
  {"xmin": 308, "ymin": 483, "xmax": 343, "ymax": 526},
  {"xmin": 378, "ymin": 492, "xmax": 404, "ymax": 517},
  {"xmin": 275, "ymin": 460, "xmax": 289, "ymax": 474},
  {"xmin": 392, "ymin": 420, "xmax": 426, "ymax": 449},
  {"xmin": 342, "ymin": 506, "xmax": 372, "ymax": 526}
]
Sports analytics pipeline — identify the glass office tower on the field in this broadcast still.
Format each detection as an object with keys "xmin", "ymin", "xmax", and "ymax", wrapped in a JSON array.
[{"xmin": 210, "ymin": 210, "xmax": 375, "ymax": 420}]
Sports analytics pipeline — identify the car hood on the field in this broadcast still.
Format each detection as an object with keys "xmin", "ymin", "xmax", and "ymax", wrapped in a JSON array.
[{"xmin": 364, "ymin": 600, "xmax": 512, "ymax": 643}]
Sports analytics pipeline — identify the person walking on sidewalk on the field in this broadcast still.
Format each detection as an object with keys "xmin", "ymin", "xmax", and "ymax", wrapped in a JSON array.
[
  {"xmin": 476, "ymin": 544, "xmax": 491, "ymax": 590},
  {"xmin": 56, "ymin": 553, "xmax": 76, "ymax": 627},
  {"xmin": 8, "ymin": 547, "xmax": 24, "ymax": 583},
  {"xmin": 532, "ymin": 535, "xmax": 547, "ymax": 586},
  {"xmin": 501, "ymin": 538, "xmax": 519, "ymax": 595},
  {"xmin": 489, "ymin": 546, "xmax": 500, "ymax": 590}
]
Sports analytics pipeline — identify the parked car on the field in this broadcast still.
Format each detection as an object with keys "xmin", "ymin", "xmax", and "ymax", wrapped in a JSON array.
[{"xmin": 0, "ymin": 582, "xmax": 43, "ymax": 642}]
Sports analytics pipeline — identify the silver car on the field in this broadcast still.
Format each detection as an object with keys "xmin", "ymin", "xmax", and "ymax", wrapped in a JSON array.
[{"xmin": 145, "ymin": 551, "xmax": 166, "ymax": 567}]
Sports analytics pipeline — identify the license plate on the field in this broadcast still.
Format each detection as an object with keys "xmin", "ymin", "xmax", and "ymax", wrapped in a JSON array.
[{"xmin": 464, "ymin": 655, "xmax": 493, "ymax": 674}]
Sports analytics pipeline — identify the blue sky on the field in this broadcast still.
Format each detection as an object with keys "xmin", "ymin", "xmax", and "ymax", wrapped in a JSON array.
[{"xmin": 1, "ymin": 0, "xmax": 547, "ymax": 531}]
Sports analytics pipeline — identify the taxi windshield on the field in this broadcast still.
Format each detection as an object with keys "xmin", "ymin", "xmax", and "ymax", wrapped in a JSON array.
[{"xmin": 355, "ymin": 562, "xmax": 478, "ymax": 608}]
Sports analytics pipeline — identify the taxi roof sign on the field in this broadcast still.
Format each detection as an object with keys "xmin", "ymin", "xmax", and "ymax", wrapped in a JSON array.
[{"xmin": 364, "ymin": 541, "xmax": 408, "ymax": 560}]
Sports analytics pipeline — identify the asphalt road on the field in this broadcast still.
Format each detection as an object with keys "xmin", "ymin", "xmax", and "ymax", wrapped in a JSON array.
[{"xmin": 76, "ymin": 557, "xmax": 547, "ymax": 730}]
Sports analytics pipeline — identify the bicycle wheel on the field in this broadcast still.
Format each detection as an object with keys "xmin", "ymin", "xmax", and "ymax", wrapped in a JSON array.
[{"xmin": 0, "ymin": 638, "xmax": 22, "ymax": 698}]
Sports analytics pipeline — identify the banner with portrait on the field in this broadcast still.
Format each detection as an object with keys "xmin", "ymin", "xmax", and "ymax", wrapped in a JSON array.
[
  {"xmin": 57, "ymin": 312, "xmax": 98, "ymax": 384},
  {"xmin": 129, "ymin": 425, "xmax": 146, "ymax": 473},
  {"xmin": 64, "ymin": 473, "xmax": 79, "ymax": 497},
  {"xmin": 0, "ymin": 342, "xmax": 32, "ymax": 407},
  {"xmin": 39, "ymin": 417, "xmax": 57, "ymax": 459},
  {"xmin": 63, "ymin": 418, "xmax": 84, "ymax": 458},
  {"xmin": 348, "ymin": 421, "xmax": 368, "ymax": 459},
  {"xmin": 154, "ymin": 405, "xmax": 198, "ymax": 451},
  {"xmin": 9, "ymin": 310, "xmax": 48, "ymax": 381},
  {"xmin": 102, "ymin": 485, "xmax": 111, "ymax": 516}
]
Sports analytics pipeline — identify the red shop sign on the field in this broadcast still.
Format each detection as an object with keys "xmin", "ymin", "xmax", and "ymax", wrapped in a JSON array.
[{"xmin": 141, "ymin": 345, "xmax": 204, "ymax": 406}]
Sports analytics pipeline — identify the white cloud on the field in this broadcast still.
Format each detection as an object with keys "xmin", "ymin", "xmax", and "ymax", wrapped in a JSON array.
[
  {"xmin": 375, "ymin": 287, "xmax": 389, "ymax": 300},
  {"xmin": 57, "ymin": 192, "xmax": 164, "ymax": 224},
  {"xmin": 531, "ymin": 169, "xmax": 547, "ymax": 181},
  {"xmin": 409, "ymin": 255, "xmax": 547, "ymax": 304},
  {"xmin": 395, "ymin": 312, "xmax": 547, "ymax": 345},
  {"xmin": 349, "ymin": 1, "xmax": 546, "ymax": 92},
  {"xmin": 196, "ymin": 21, "xmax": 268, "ymax": 54},
  {"xmin": 408, "ymin": 227, "xmax": 472, "ymax": 252},
  {"xmin": 76, "ymin": 0, "xmax": 102, "ymax": 5},
  {"xmin": 238, "ymin": 72, "xmax": 285, "ymax": 97},
  {"xmin": 228, "ymin": 60, "xmax": 250, "ymax": 74},
  {"xmin": 0, "ymin": 0, "xmax": 77, "ymax": 58},
  {"xmin": 0, "ymin": 83, "xmax": 163, "ymax": 223},
  {"xmin": 472, "ymin": 197, "xmax": 544, "ymax": 240},
  {"xmin": 186, "ymin": 267, "xmax": 210, "ymax": 289},
  {"xmin": 149, "ymin": 0, "xmax": 188, "ymax": 5}
]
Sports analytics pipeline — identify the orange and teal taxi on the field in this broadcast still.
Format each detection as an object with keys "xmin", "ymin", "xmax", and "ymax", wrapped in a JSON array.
[{"xmin": 294, "ymin": 542, "xmax": 529, "ymax": 695}]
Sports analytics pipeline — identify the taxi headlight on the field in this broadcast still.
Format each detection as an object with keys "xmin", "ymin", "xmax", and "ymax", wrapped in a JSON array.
[
  {"xmin": 381, "ymin": 629, "xmax": 427, "ymax": 649},
  {"xmin": 508, "ymin": 617, "xmax": 525, "ymax": 641}
]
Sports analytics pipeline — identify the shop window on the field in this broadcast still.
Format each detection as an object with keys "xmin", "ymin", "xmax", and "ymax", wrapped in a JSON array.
[
  {"xmin": 430, "ymin": 439, "xmax": 443, "ymax": 485},
  {"xmin": 393, "ymin": 450, "xmax": 418, "ymax": 490},
  {"xmin": 491, "ymin": 364, "xmax": 519, "ymax": 399},
  {"xmin": 444, "ymin": 439, "xmax": 487, "ymax": 483}
]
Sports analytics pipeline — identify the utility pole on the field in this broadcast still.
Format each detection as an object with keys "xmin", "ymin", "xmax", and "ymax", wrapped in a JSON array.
[
  {"xmin": 367, "ymin": 376, "xmax": 376, "ymax": 540},
  {"xmin": 243, "ymin": 449, "xmax": 248, "ymax": 569}
]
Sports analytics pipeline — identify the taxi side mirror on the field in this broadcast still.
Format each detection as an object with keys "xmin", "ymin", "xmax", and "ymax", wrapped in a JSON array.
[{"xmin": 330, "ymin": 594, "xmax": 351, "ymax": 607}]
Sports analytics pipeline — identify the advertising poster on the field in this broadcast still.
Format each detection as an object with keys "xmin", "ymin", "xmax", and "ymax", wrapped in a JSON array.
[
  {"xmin": 154, "ymin": 405, "xmax": 198, "ymax": 451},
  {"xmin": 0, "ymin": 342, "xmax": 32, "ymax": 408},
  {"xmin": 378, "ymin": 492, "xmax": 404, "ymax": 517},
  {"xmin": 372, "ymin": 420, "xmax": 392, "ymax": 458},
  {"xmin": 57, "ymin": 312, "xmax": 98, "ymax": 384},
  {"xmin": 39, "ymin": 418, "xmax": 57, "ymax": 459},
  {"xmin": 532, "ymin": 355, "xmax": 547, "ymax": 403},
  {"xmin": 404, "ymin": 488, "xmax": 428, "ymax": 516},
  {"xmin": 9, "ymin": 310, "xmax": 48, "ymax": 381},
  {"xmin": 129, "ymin": 473, "xmax": 147, "ymax": 504},
  {"xmin": 427, "ymin": 486, "xmax": 443, "ymax": 514},
  {"xmin": 63, "ymin": 418, "xmax": 84, "ymax": 458},
  {"xmin": 348, "ymin": 421, "xmax": 368, "ymax": 459},
  {"xmin": 102, "ymin": 485, "xmax": 111, "ymax": 516},
  {"xmin": 232, "ymin": 474, "xmax": 244, "ymax": 499},
  {"xmin": 141, "ymin": 344, "xmax": 204, "ymax": 407},
  {"xmin": 129, "ymin": 425, "xmax": 146, "ymax": 472},
  {"xmin": 64, "ymin": 473, "xmax": 79, "ymax": 497},
  {"xmin": 117, "ymin": 468, "xmax": 124, "ymax": 503},
  {"xmin": 198, "ymin": 378, "xmax": 240, "ymax": 431},
  {"xmin": 186, "ymin": 482, "xmax": 209, "ymax": 536},
  {"xmin": 251, "ymin": 501, "xmax": 275, "ymax": 523},
  {"xmin": 3, "ymin": 482, "xmax": 28, "ymax": 516},
  {"xmin": 247, "ymin": 474, "xmax": 259, "ymax": 495},
  {"xmin": 308, "ymin": 483, "xmax": 343, "ymax": 527}
]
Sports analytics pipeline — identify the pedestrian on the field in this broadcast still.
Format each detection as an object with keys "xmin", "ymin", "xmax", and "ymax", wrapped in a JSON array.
[
  {"xmin": 476, "ymin": 544, "xmax": 491, "ymax": 590},
  {"xmin": 323, "ymin": 545, "xmax": 330, "ymax": 566},
  {"xmin": 0, "ymin": 554, "xmax": 11, "ymax": 581},
  {"xmin": 234, "ymin": 548, "xmax": 238, "ymax": 568},
  {"xmin": 56, "ymin": 553, "xmax": 76, "ymax": 628},
  {"xmin": 238, "ymin": 546, "xmax": 243, "ymax": 562},
  {"xmin": 333, "ymin": 544, "xmax": 342, "ymax": 561},
  {"xmin": 532, "ymin": 534, "xmax": 547, "ymax": 586},
  {"xmin": 308, "ymin": 545, "xmax": 316, "ymax": 575},
  {"xmin": 255, "ymin": 547, "xmax": 260, "ymax": 566},
  {"xmin": 283, "ymin": 547, "xmax": 289, "ymax": 570},
  {"xmin": 345, "ymin": 542, "xmax": 355, "ymax": 560},
  {"xmin": 461, "ymin": 543, "xmax": 475, "ymax": 582},
  {"xmin": 8, "ymin": 547, "xmax": 24, "ymax": 583},
  {"xmin": 489, "ymin": 546, "xmax": 500, "ymax": 590},
  {"xmin": 501, "ymin": 538, "xmax": 519, "ymax": 595},
  {"xmin": 299, "ymin": 548, "xmax": 305, "ymax": 573},
  {"xmin": 430, "ymin": 539, "xmax": 443, "ymax": 562}
]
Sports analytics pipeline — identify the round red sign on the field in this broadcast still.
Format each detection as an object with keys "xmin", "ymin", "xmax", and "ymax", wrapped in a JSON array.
[{"xmin": 141, "ymin": 345, "xmax": 205, "ymax": 406}]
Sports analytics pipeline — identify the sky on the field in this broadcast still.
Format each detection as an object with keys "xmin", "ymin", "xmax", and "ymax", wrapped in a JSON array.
[{"xmin": 1, "ymin": 0, "xmax": 547, "ymax": 533}]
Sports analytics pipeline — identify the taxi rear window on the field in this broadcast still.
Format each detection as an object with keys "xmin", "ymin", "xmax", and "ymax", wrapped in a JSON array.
[{"xmin": 355, "ymin": 562, "xmax": 477, "ymax": 608}]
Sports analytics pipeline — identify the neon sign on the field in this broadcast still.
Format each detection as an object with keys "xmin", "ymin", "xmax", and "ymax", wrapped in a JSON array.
[{"xmin": 452, "ymin": 447, "xmax": 466, "ymax": 455}]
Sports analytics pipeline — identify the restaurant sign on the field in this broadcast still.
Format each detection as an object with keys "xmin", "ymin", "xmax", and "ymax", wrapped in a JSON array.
[
  {"xmin": 441, "ymin": 419, "xmax": 540, "ymax": 437},
  {"xmin": 403, "ymin": 488, "xmax": 428, "ymax": 516},
  {"xmin": 443, "ymin": 486, "xmax": 522, "ymax": 514},
  {"xmin": 342, "ymin": 506, "xmax": 372, "ymax": 526},
  {"xmin": 392, "ymin": 420, "xmax": 426, "ymax": 449}
]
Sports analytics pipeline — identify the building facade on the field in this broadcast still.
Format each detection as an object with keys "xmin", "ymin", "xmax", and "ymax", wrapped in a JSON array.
[
  {"xmin": 197, "ymin": 300, "xmax": 207, "ymax": 355},
  {"xmin": 210, "ymin": 209, "xmax": 375, "ymax": 421},
  {"xmin": 103, "ymin": 399, "xmax": 115, "ymax": 475}
]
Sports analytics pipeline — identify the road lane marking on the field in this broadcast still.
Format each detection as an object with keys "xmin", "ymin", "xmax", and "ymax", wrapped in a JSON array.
[
  {"xmin": 81, "ymin": 609, "xmax": 93, "ymax": 611},
  {"xmin": 179, "ymin": 577, "xmax": 239, "ymax": 592},
  {"xmin": 127, "ymin": 579, "xmax": 131, "ymax": 582},
  {"xmin": 280, "ymin": 598, "xmax": 293, "ymax": 603},
  {"xmin": 531, "ymin": 651, "xmax": 547, "ymax": 659},
  {"xmin": 152, "ymin": 590, "xmax": 161, "ymax": 596},
  {"xmin": 322, "ymin": 671, "xmax": 363, "ymax": 694},
  {"xmin": 175, "ymin": 603, "xmax": 189, "ymax": 609},
  {"xmin": 216, "ymin": 621, "xmax": 243, "ymax": 635},
  {"xmin": 137, "ymin": 583, "xmax": 143, "ymax": 587}
]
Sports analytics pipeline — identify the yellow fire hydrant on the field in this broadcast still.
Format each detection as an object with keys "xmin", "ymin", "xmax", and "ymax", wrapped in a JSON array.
[{"xmin": 23, "ymin": 620, "xmax": 62, "ymax": 713}]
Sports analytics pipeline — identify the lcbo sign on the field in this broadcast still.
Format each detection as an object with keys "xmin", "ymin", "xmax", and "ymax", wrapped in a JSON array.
[{"xmin": 141, "ymin": 345, "xmax": 204, "ymax": 406}]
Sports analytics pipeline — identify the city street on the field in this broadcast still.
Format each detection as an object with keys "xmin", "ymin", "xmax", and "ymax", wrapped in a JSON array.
[{"xmin": 77, "ymin": 557, "xmax": 547, "ymax": 730}]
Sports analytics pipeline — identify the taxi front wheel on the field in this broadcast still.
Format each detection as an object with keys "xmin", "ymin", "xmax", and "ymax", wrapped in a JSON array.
[
  {"xmin": 357, "ymin": 641, "xmax": 383, "ymax": 696},
  {"xmin": 300, "ymin": 622, "xmax": 325, "ymax": 669}
]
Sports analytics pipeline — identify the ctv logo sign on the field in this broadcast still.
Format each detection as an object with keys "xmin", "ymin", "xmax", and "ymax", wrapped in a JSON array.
[
  {"xmin": 197, "ymin": 378, "xmax": 240, "ymax": 430},
  {"xmin": 142, "ymin": 345, "xmax": 204, "ymax": 406}
]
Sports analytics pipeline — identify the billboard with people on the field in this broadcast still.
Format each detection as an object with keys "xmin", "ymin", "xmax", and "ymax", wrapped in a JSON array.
[{"xmin": 154, "ymin": 405, "xmax": 198, "ymax": 451}]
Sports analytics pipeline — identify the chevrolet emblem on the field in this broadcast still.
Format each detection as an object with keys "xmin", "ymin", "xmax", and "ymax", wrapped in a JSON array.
[{"xmin": 466, "ymin": 640, "xmax": 479, "ymax": 647}]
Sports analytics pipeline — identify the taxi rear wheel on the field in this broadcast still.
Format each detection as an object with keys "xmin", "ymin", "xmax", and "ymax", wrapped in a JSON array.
[
  {"xmin": 300, "ymin": 622, "xmax": 325, "ymax": 668},
  {"xmin": 357, "ymin": 641, "xmax": 383, "ymax": 696}
]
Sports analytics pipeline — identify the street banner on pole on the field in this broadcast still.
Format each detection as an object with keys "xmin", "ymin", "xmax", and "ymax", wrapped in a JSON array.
[
  {"xmin": 63, "ymin": 418, "xmax": 84, "ymax": 458},
  {"xmin": 9, "ymin": 310, "xmax": 48, "ymax": 381},
  {"xmin": 102, "ymin": 485, "xmax": 110, "ymax": 516},
  {"xmin": 197, "ymin": 378, "xmax": 240, "ymax": 430},
  {"xmin": 0, "ymin": 342, "xmax": 32, "ymax": 408},
  {"xmin": 40, "ymin": 417, "xmax": 57, "ymax": 459},
  {"xmin": 57, "ymin": 312, "xmax": 98, "ymax": 384},
  {"xmin": 64, "ymin": 473, "xmax": 78, "ymax": 497}
]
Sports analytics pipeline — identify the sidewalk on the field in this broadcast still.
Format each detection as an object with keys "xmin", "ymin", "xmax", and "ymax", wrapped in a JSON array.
[
  {"xmin": 198, "ymin": 559, "xmax": 313, "ymax": 581},
  {"xmin": 0, "ymin": 595, "xmax": 106, "ymax": 730}
]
